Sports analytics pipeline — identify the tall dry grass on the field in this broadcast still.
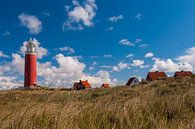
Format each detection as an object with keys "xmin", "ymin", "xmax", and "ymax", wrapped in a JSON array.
[{"xmin": 0, "ymin": 77, "xmax": 195, "ymax": 129}]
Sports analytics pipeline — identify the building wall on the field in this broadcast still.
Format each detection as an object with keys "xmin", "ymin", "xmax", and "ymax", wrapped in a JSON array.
[{"xmin": 130, "ymin": 78, "xmax": 140, "ymax": 87}]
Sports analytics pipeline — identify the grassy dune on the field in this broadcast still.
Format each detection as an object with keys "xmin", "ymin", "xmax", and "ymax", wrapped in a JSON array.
[{"xmin": 0, "ymin": 78, "xmax": 195, "ymax": 129}]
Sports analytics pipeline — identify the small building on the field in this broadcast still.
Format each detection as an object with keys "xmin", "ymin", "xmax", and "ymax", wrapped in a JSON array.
[
  {"xmin": 146, "ymin": 71, "xmax": 167, "ymax": 82},
  {"xmin": 126, "ymin": 77, "xmax": 140, "ymax": 87},
  {"xmin": 174, "ymin": 70, "xmax": 193, "ymax": 78},
  {"xmin": 73, "ymin": 80, "xmax": 92, "ymax": 90},
  {"xmin": 101, "ymin": 83, "xmax": 110, "ymax": 88}
]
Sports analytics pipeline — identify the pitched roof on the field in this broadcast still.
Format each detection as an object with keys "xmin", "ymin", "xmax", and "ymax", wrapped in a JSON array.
[
  {"xmin": 174, "ymin": 71, "xmax": 192, "ymax": 77},
  {"xmin": 146, "ymin": 71, "xmax": 167, "ymax": 81},
  {"xmin": 73, "ymin": 82, "xmax": 80, "ymax": 90},
  {"xmin": 80, "ymin": 80, "xmax": 91, "ymax": 88},
  {"xmin": 101, "ymin": 83, "xmax": 110, "ymax": 88},
  {"xmin": 126, "ymin": 77, "xmax": 137, "ymax": 86},
  {"xmin": 73, "ymin": 82, "xmax": 79, "ymax": 88}
]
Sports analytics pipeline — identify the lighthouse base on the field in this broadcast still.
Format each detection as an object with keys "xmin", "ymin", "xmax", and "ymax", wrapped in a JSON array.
[{"xmin": 24, "ymin": 85, "xmax": 37, "ymax": 89}]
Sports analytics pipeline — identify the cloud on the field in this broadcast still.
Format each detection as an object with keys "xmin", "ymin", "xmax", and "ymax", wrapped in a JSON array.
[
  {"xmin": 150, "ymin": 47, "xmax": 195, "ymax": 72},
  {"xmin": 109, "ymin": 15, "xmax": 123, "ymax": 23},
  {"xmin": 89, "ymin": 56, "xmax": 99, "ymax": 59},
  {"xmin": 105, "ymin": 26, "xmax": 114, "ymax": 31},
  {"xmin": 100, "ymin": 66, "xmax": 112, "ymax": 69},
  {"xmin": 59, "ymin": 46, "xmax": 75, "ymax": 54},
  {"xmin": 3, "ymin": 31, "xmax": 11, "ymax": 36},
  {"xmin": 126, "ymin": 53, "xmax": 134, "ymax": 58},
  {"xmin": 88, "ymin": 62, "xmax": 97, "ymax": 71},
  {"xmin": 55, "ymin": 54, "xmax": 85, "ymax": 74},
  {"xmin": 135, "ymin": 38, "xmax": 142, "ymax": 44},
  {"xmin": 42, "ymin": 12, "xmax": 50, "ymax": 17},
  {"xmin": 92, "ymin": 61, "xmax": 97, "ymax": 66},
  {"xmin": 84, "ymin": 70, "xmax": 114, "ymax": 85},
  {"xmin": 151, "ymin": 58, "xmax": 193, "ymax": 72},
  {"xmin": 38, "ymin": 54, "xmax": 115, "ymax": 87},
  {"xmin": 0, "ymin": 54, "xmax": 24, "ymax": 79},
  {"xmin": 176, "ymin": 47, "xmax": 195, "ymax": 65},
  {"xmin": 131, "ymin": 59, "xmax": 149, "ymax": 69},
  {"xmin": 20, "ymin": 38, "xmax": 48, "ymax": 59},
  {"xmin": 37, "ymin": 54, "xmax": 85, "ymax": 87},
  {"xmin": 10, "ymin": 54, "xmax": 25, "ymax": 75},
  {"xmin": 135, "ymin": 13, "xmax": 142, "ymax": 20},
  {"xmin": 89, "ymin": 67, "xmax": 95, "ymax": 71},
  {"xmin": 104, "ymin": 54, "xmax": 112, "ymax": 58},
  {"xmin": 119, "ymin": 38, "xmax": 146, "ymax": 47},
  {"xmin": 0, "ymin": 76, "xmax": 22, "ymax": 90},
  {"xmin": 112, "ymin": 62, "xmax": 129, "ymax": 72},
  {"xmin": 145, "ymin": 52, "xmax": 154, "ymax": 58},
  {"xmin": 63, "ymin": 0, "xmax": 97, "ymax": 31},
  {"xmin": 0, "ymin": 51, "xmax": 9, "ymax": 58},
  {"xmin": 131, "ymin": 60, "xmax": 144, "ymax": 67},
  {"xmin": 119, "ymin": 39, "xmax": 135, "ymax": 47},
  {"xmin": 138, "ymin": 44, "xmax": 149, "ymax": 48},
  {"xmin": 18, "ymin": 13, "xmax": 42, "ymax": 34}
]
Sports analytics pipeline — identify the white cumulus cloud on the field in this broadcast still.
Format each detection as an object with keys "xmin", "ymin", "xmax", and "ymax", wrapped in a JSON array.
[
  {"xmin": 119, "ymin": 39, "xmax": 135, "ymax": 47},
  {"xmin": 151, "ymin": 58, "xmax": 193, "ymax": 72},
  {"xmin": 131, "ymin": 60, "xmax": 144, "ymax": 67},
  {"xmin": 0, "ymin": 51, "xmax": 9, "ymax": 58},
  {"xmin": 145, "ymin": 52, "xmax": 154, "ymax": 58},
  {"xmin": 63, "ymin": 0, "xmax": 97, "ymax": 30},
  {"xmin": 176, "ymin": 47, "xmax": 195, "ymax": 65},
  {"xmin": 0, "ymin": 76, "xmax": 22, "ymax": 90},
  {"xmin": 59, "ymin": 46, "xmax": 75, "ymax": 54},
  {"xmin": 109, "ymin": 15, "xmax": 123, "ymax": 23},
  {"xmin": 37, "ymin": 54, "xmax": 116, "ymax": 87},
  {"xmin": 112, "ymin": 62, "xmax": 129, "ymax": 72},
  {"xmin": 126, "ymin": 53, "xmax": 134, "ymax": 58},
  {"xmin": 18, "ymin": 13, "xmax": 42, "ymax": 34},
  {"xmin": 135, "ymin": 38, "xmax": 142, "ymax": 44}
]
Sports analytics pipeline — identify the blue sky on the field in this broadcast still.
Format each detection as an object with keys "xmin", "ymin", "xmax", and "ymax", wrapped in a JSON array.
[{"xmin": 0, "ymin": 0, "xmax": 195, "ymax": 89}]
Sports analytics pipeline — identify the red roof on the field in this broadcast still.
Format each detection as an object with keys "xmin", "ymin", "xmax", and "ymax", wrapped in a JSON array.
[
  {"xmin": 80, "ymin": 80, "xmax": 91, "ymax": 88},
  {"xmin": 174, "ymin": 71, "xmax": 192, "ymax": 77},
  {"xmin": 101, "ymin": 83, "xmax": 110, "ymax": 88},
  {"xmin": 146, "ymin": 71, "xmax": 167, "ymax": 81}
]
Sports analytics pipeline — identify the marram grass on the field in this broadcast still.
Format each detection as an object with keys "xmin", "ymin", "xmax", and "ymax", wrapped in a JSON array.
[{"xmin": 0, "ymin": 77, "xmax": 195, "ymax": 129}]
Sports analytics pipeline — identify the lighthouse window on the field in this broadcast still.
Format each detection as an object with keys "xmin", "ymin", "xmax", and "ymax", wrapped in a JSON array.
[
  {"xmin": 31, "ymin": 47, "xmax": 35, "ymax": 52},
  {"xmin": 27, "ymin": 47, "xmax": 30, "ymax": 52}
]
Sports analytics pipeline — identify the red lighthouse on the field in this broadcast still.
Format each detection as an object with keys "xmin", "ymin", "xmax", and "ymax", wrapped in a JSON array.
[{"xmin": 24, "ymin": 39, "xmax": 37, "ymax": 88}]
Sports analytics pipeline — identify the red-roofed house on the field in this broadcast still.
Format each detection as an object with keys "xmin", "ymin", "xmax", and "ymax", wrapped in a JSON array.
[
  {"xmin": 101, "ymin": 83, "xmax": 110, "ymax": 88},
  {"xmin": 146, "ymin": 71, "xmax": 167, "ymax": 82},
  {"xmin": 174, "ymin": 70, "xmax": 193, "ymax": 78},
  {"xmin": 73, "ymin": 80, "xmax": 92, "ymax": 90},
  {"xmin": 126, "ymin": 77, "xmax": 140, "ymax": 87}
]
